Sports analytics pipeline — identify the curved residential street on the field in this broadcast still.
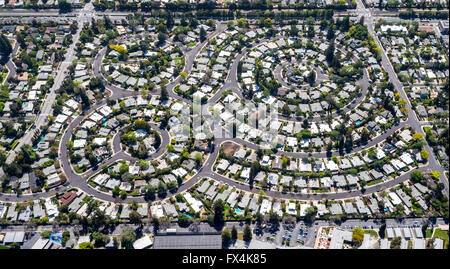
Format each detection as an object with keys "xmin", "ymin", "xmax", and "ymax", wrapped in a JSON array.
[
  {"xmin": 3, "ymin": 37, "xmax": 19, "ymax": 84},
  {"xmin": 1, "ymin": 2, "xmax": 448, "ymax": 206}
]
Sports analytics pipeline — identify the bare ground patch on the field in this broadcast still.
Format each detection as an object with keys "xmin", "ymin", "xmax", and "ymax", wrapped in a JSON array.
[{"xmin": 222, "ymin": 141, "xmax": 241, "ymax": 157}]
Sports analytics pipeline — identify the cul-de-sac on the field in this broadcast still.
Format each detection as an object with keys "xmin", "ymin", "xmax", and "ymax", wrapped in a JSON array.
[{"xmin": 0, "ymin": 0, "xmax": 448, "ymax": 250}]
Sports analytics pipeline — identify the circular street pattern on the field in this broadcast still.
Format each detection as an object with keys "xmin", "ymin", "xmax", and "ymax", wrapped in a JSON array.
[{"xmin": 0, "ymin": 12, "xmax": 448, "ymax": 230}]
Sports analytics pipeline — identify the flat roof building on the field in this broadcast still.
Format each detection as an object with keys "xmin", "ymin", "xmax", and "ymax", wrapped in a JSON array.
[{"xmin": 153, "ymin": 234, "xmax": 221, "ymax": 249}]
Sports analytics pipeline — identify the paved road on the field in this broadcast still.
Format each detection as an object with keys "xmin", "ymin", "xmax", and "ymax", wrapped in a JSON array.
[
  {"xmin": 92, "ymin": 23, "xmax": 227, "ymax": 104},
  {"xmin": 195, "ymin": 155, "xmax": 434, "ymax": 201},
  {"xmin": 210, "ymin": 35, "xmax": 371, "ymax": 126},
  {"xmin": 52, "ymin": 22, "xmax": 228, "ymax": 203},
  {"xmin": 109, "ymin": 122, "xmax": 170, "ymax": 159},
  {"xmin": 2, "ymin": 36, "xmax": 19, "ymax": 83},
  {"xmin": 355, "ymin": 0, "xmax": 448, "ymax": 196},
  {"xmin": 213, "ymin": 118, "xmax": 407, "ymax": 159},
  {"xmin": 1, "ymin": 9, "xmax": 448, "ymax": 205},
  {"xmin": 5, "ymin": 3, "xmax": 94, "ymax": 165},
  {"xmin": 0, "ymin": 116, "xmax": 34, "ymax": 121},
  {"xmin": 273, "ymin": 59, "xmax": 329, "ymax": 89},
  {"xmin": 2, "ymin": 216, "xmax": 446, "ymax": 249}
]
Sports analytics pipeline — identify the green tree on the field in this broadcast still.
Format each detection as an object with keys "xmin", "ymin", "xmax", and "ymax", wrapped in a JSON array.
[
  {"xmin": 430, "ymin": 171, "xmax": 440, "ymax": 179},
  {"xmin": 156, "ymin": 22, "xmax": 167, "ymax": 33},
  {"xmin": 352, "ymin": 227, "xmax": 364, "ymax": 246},
  {"xmin": 161, "ymin": 86, "xmax": 168, "ymax": 101},
  {"xmin": 134, "ymin": 119, "xmax": 151, "ymax": 132},
  {"xmin": 129, "ymin": 210, "xmax": 142, "ymax": 224},
  {"xmin": 325, "ymin": 39, "xmax": 335, "ymax": 63},
  {"xmin": 379, "ymin": 223, "xmax": 386, "ymax": 239},
  {"xmin": 157, "ymin": 33, "xmax": 167, "ymax": 45},
  {"xmin": 348, "ymin": 24, "xmax": 368, "ymax": 40},
  {"xmin": 237, "ymin": 18, "xmax": 248, "ymax": 28},
  {"xmin": 167, "ymin": 181, "xmax": 178, "ymax": 193},
  {"xmin": 194, "ymin": 152, "xmax": 203, "ymax": 165},
  {"xmin": 58, "ymin": 0, "xmax": 72, "ymax": 13},
  {"xmin": 79, "ymin": 242, "xmax": 94, "ymax": 249},
  {"xmin": 410, "ymin": 170, "xmax": 423, "ymax": 183},
  {"xmin": 420, "ymin": 149, "xmax": 429, "ymax": 160},
  {"xmin": 412, "ymin": 133, "xmax": 423, "ymax": 140},
  {"xmin": 119, "ymin": 190, "xmax": 127, "ymax": 200},
  {"xmin": 213, "ymin": 200, "xmax": 225, "ymax": 227},
  {"xmin": 326, "ymin": 25, "xmax": 335, "ymax": 40},
  {"xmin": 92, "ymin": 232, "xmax": 109, "ymax": 248},
  {"xmin": 307, "ymin": 70, "xmax": 316, "ymax": 86},
  {"xmin": 264, "ymin": 18, "xmax": 272, "ymax": 27},
  {"xmin": 222, "ymin": 228, "xmax": 232, "ymax": 248},
  {"xmin": 0, "ymin": 34, "xmax": 12, "ymax": 56},
  {"xmin": 178, "ymin": 213, "xmax": 191, "ymax": 227},
  {"xmin": 304, "ymin": 206, "xmax": 318, "ymax": 223},
  {"xmin": 119, "ymin": 164, "xmax": 129, "ymax": 174},
  {"xmin": 61, "ymin": 231, "xmax": 71, "ymax": 246},
  {"xmin": 249, "ymin": 161, "xmax": 260, "ymax": 187},
  {"xmin": 10, "ymin": 242, "xmax": 20, "ymax": 249},
  {"xmin": 231, "ymin": 225, "xmax": 238, "ymax": 242},
  {"xmin": 120, "ymin": 227, "xmax": 136, "ymax": 249},
  {"xmin": 243, "ymin": 224, "xmax": 252, "ymax": 243},
  {"xmin": 200, "ymin": 27, "xmax": 206, "ymax": 42},
  {"xmin": 144, "ymin": 185, "xmax": 156, "ymax": 201},
  {"xmin": 112, "ymin": 186, "xmax": 120, "ymax": 197},
  {"xmin": 41, "ymin": 230, "xmax": 52, "ymax": 238},
  {"xmin": 390, "ymin": 237, "xmax": 402, "ymax": 249},
  {"xmin": 157, "ymin": 181, "xmax": 167, "ymax": 197}
]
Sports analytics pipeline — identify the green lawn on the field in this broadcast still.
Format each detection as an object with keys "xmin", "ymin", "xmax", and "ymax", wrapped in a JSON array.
[
  {"xmin": 312, "ymin": 189, "xmax": 330, "ymax": 193},
  {"xmin": 322, "ymin": 227, "xmax": 332, "ymax": 235},
  {"xmin": 187, "ymin": 42, "xmax": 196, "ymax": 47},
  {"xmin": 74, "ymin": 166, "xmax": 85, "ymax": 174},
  {"xmin": 0, "ymin": 245, "xmax": 10, "ymax": 249},
  {"xmin": 87, "ymin": 180, "xmax": 96, "ymax": 188},
  {"xmin": 367, "ymin": 179, "xmax": 383, "ymax": 186},
  {"xmin": 433, "ymin": 229, "xmax": 449, "ymax": 241},
  {"xmin": 426, "ymin": 229, "xmax": 433, "ymax": 238},
  {"xmin": 10, "ymin": 140, "xmax": 19, "ymax": 150},
  {"xmin": 364, "ymin": 230, "xmax": 378, "ymax": 237},
  {"xmin": 237, "ymin": 232, "xmax": 244, "ymax": 241},
  {"xmin": 433, "ymin": 229, "xmax": 449, "ymax": 249}
]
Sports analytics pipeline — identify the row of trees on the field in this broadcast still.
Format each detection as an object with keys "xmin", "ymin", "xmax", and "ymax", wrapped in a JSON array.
[
  {"xmin": 93, "ymin": 0, "xmax": 349, "ymax": 12},
  {"xmin": 0, "ymin": 34, "xmax": 12, "ymax": 56},
  {"xmin": 376, "ymin": 0, "xmax": 449, "ymax": 10},
  {"xmin": 399, "ymin": 10, "xmax": 449, "ymax": 20},
  {"xmin": 58, "ymin": 0, "xmax": 72, "ymax": 14},
  {"xmin": 222, "ymin": 224, "xmax": 252, "ymax": 248}
]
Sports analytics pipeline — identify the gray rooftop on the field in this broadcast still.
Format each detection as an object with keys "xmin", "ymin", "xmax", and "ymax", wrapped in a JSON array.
[{"xmin": 153, "ymin": 234, "xmax": 221, "ymax": 249}]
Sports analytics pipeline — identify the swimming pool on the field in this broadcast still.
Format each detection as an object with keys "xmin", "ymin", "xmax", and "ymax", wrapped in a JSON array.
[
  {"xmin": 356, "ymin": 121, "xmax": 361, "ymax": 125},
  {"xmin": 135, "ymin": 129, "xmax": 148, "ymax": 135},
  {"xmin": 235, "ymin": 208, "xmax": 244, "ymax": 214},
  {"xmin": 49, "ymin": 233, "xmax": 63, "ymax": 244},
  {"xmin": 185, "ymin": 214, "xmax": 192, "ymax": 218}
]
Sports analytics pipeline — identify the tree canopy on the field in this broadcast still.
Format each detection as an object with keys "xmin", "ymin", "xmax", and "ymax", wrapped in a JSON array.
[
  {"xmin": 243, "ymin": 224, "xmax": 252, "ymax": 243},
  {"xmin": 120, "ymin": 227, "xmax": 136, "ymax": 249},
  {"xmin": 0, "ymin": 34, "xmax": 12, "ymax": 56},
  {"xmin": 352, "ymin": 227, "xmax": 364, "ymax": 246},
  {"xmin": 222, "ymin": 228, "xmax": 232, "ymax": 248}
]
